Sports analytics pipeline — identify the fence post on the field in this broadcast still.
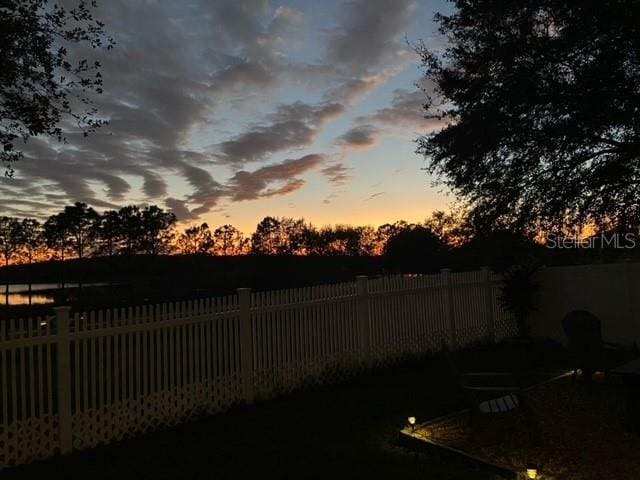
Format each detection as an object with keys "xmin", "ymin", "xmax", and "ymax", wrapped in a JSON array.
[
  {"xmin": 237, "ymin": 288, "xmax": 254, "ymax": 404},
  {"xmin": 54, "ymin": 306, "xmax": 73, "ymax": 454},
  {"xmin": 482, "ymin": 267, "xmax": 495, "ymax": 342},
  {"xmin": 441, "ymin": 269, "xmax": 457, "ymax": 349},
  {"xmin": 356, "ymin": 276, "xmax": 372, "ymax": 367}
]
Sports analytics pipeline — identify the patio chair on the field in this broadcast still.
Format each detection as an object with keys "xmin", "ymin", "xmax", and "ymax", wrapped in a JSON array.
[
  {"xmin": 441, "ymin": 343, "xmax": 526, "ymax": 431},
  {"xmin": 562, "ymin": 310, "xmax": 638, "ymax": 386}
]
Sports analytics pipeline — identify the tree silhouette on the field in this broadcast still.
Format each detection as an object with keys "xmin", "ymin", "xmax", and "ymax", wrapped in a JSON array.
[
  {"xmin": 138, "ymin": 206, "xmax": 176, "ymax": 255},
  {"xmin": 116, "ymin": 206, "xmax": 144, "ymax": 256},
  {"xmin": 1, "ymin": 0, "xmax": 114, "ymax": 173},
  {"xmin": 376, "ymin": 221, "xmax": 413, "ymax": 254},
  {"xmin": 278, "ymin": 218, "xmax": 307, "ymax": 255},
  {"xmin": 178, "ymin": 223, "xmax": 214, "ymax": 255},
  {"xmin": 251, "ymin": 217, "xmax": 282, "ymax": 255},
  {"xmin": 213, "ymin": 225, "xmax": 247, "ymax": 256},
  {"xmin": 18, "ymin": 218, "xmax": 43, "ymax": 304},
  {"xmin": 298, "ymin": 225, "xmax": 324, "ymax": 255},
  {"xmin": 356, "ymin": 226, "xmax": 378, "ymax": 256},
  {"xmin": 321, "ymin": 225, "xmax": 365, "ymax": 255},
  {"xmin": 0, "ymin": 216, "xmax": 23, "ymax": 267},
  {"xmin": 384, "ymin": 226, "xmax": 447, "ymax": 273},
  {"xmin": 424, "ymin": 210, "xmax": 473, "ymax": 247},
  {"xmin": 58, "ymin": 202, "xmax": 99, "ymax": 259},
  {"xmin": 417, "ymin": 1, "xmax": 640, "ymax": 231},
  {"xmin": 19, "ymin": 218, "xmax": 44, "ymax": 265},
  {"xmin": 93, "ymin": 210, "xmax": 122, "ymax": 257},
  {"xmin": 0, "ymin": 216, "xmax": 23, "ymax": 303},
  {"xmin": 43, "ymin": 213, "xmax": 70, "ymax": 261}
]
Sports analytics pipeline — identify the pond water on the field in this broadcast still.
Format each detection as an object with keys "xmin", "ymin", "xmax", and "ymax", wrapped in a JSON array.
[{"xmin": 0, "ymin": 283, "xmax": 107, "ymax": 305}]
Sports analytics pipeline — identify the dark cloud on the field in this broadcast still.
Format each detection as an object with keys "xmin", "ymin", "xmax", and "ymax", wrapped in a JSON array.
[
  {"xmin": 207, "ymin": 0, "xmax": 269, "ymax": 49},
  {"xmin": 141, "ymin": 173, "xmax": 169, "ymax": 198},
  {"xmin": 324, "ymin": 75, "xmax": 382, "ymax": 104},
  {"xmin": 358, "ymin": 88, "xmax": 429, "ymax": 128},
  {"xmin": 165, "ymin": 197, "xmax": 199, "ymax": 222},
  {"xmin": 261, "ymin": 179, "xmax": 306, "ymax": 198},
  {"xmin": 334, "ymin": 88, "xmax": 443, "ymax": 153},
  {"xmin": 336, "ymin": 125, "xmax": 381, "ymax": 150},
  {"xmin": 210, "ymin": 61, "xmax": 279, "ymax": 95},
  {"xmin": 227, "ymin": 154, "xmax": 325, "ymax": 201},
  {"xmin": 215, "ymin": 103, "xmax": 343, "ymax": 164},
  {"xmin": 327, "ymin": 0, "xmax": 414, "ymax": 74},
  {"xmin": 355, "ymin": 87, "xmax": 444, "ymax": 133},
  {"xmin": 164, "ymin": 154, "xmax": 325, "ymax": 222}
]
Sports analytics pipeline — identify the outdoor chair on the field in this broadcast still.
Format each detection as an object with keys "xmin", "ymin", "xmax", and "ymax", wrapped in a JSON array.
[
  {"xmin": 441, "ymin": 343, "xmax": 527, "ymax": 433},
  {"xmin": 562, "ymin": 310, "xmax": 638, "ymax": 386}
]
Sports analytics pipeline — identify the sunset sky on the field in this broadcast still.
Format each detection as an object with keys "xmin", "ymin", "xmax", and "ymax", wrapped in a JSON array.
[{"xmin": 0, "ymin": 0, "xmax": 453, "ymax": 234}]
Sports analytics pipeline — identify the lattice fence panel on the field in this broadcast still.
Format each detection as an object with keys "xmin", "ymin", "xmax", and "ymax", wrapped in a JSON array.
[
  {"xmin": 71, "ymin": 377, "xmax": 241, "ymax": 450},
  {"xmin": 0, "ymin": 316, "xmax": 58, "ymax": 470},
  {"xmin": 68, "ymin": 297, "xmax": 243, "ymax": 452}
]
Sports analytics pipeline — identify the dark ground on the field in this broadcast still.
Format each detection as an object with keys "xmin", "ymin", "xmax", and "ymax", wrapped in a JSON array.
[{"xmin": 3, "ymin": 340, "xmax": 568, "ymax": 480}]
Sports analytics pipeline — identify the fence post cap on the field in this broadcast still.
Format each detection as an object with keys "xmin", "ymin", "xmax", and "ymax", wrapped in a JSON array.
[
  {"xmin": 355, "ymin": 275, "xmax": 368, "ymax": 280},
  {"xmin": 236, "ymin": 287, "xmax": 252, "ymax": 293},
  {"xmin": 440, "ymin": 268, "xmax": 452, "ymax": 273}
]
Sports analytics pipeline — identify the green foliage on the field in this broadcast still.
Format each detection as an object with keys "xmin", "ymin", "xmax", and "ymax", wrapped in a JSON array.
[{"xmin": 417, "ymin": 0, "xmax": 640, "ymax": 231}]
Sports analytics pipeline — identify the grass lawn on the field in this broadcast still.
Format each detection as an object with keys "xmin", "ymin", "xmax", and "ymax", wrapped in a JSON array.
[{"xmin": 3, "ymin": 341, "xmax": 566, "ymax": 480}]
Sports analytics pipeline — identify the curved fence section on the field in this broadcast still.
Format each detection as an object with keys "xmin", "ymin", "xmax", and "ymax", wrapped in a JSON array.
[{"xmin": 0, "ymin": 268, "xmax": 510, "ymax": 470}]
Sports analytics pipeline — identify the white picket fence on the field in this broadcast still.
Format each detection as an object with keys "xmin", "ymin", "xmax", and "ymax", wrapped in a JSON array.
[{"xmin": 0, "ymin": 268, "xmax": 513, "ymax": 470}]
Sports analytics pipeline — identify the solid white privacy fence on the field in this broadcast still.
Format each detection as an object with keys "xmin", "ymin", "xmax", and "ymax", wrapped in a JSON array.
[{"xmin": 0, "ymin": 268, "xmax": 512, "ymax": 470}]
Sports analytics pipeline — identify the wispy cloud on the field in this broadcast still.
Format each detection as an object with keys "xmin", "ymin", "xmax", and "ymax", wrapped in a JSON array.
[
  {"xmin": 321, "ymin": 163, "xmax": 353, "ymax": 186},
  {"xmin": 364, "ymin": 192, "xmax": 386, "ymax": 202}
]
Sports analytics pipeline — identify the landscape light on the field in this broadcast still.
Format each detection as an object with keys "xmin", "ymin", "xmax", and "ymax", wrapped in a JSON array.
[
  {"xmin": 407, "ymin": 416, "xmax": 416, "ymax": 431},
  {"xmin": 525, "ymin": 464, "xmax": 538, "ymax": 479}
]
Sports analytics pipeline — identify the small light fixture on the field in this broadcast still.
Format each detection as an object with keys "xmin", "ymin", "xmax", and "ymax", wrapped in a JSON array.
[
  {"xmin": 40, "ymin": 320, "xmax": 48, "ymax": 327},
  {"xmin": 407, "ymin": 416, "xmax": 416, "ymax": 431},
  {"xmin": 525, "ymin": 463, "xmax": 538, "ymax": 479}
]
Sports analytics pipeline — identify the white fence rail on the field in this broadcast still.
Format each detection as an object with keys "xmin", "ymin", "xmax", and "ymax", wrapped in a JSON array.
[{"xmin": 0, "ymin": 268, "xmax": 512, "ymax": 470}]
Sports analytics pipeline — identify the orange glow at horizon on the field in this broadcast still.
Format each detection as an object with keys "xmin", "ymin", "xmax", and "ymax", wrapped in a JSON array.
[{"xmin": 192, "ymin": 197, "xmax": 449, "ymax": 236}]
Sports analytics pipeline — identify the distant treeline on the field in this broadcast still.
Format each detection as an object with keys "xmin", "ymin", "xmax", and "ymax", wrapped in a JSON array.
[
  {"xmin": 0, "ymin": 203, "xmax": 471, "ymax": 265},
  {"xmin": 1, "ymin": 202, "xmax": 636, "ymax": 274}
]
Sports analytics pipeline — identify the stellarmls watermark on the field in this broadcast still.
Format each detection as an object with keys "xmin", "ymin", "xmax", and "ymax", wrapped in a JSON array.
[{"xmin": 546, "ymin": 233, "xmax": 637, "ymax": 249}]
